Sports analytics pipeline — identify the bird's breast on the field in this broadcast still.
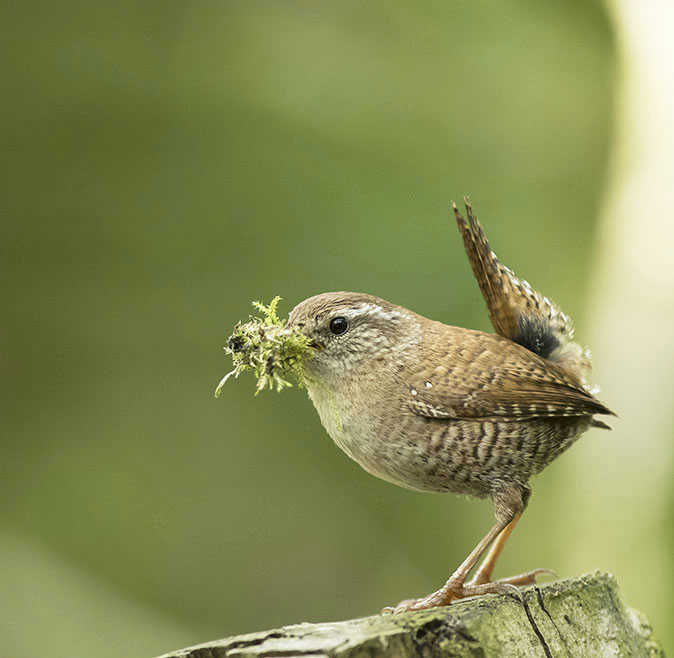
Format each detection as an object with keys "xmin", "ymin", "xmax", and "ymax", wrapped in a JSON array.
[
  {"xmin": 305, "ymin": 376, "xmax": 458, "ymax": 493},
  {"xmin": 306, "ymin": 379, "xmax": 383, "ymax": 465}
]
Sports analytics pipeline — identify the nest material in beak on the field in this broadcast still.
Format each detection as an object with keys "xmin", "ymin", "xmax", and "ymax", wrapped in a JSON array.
[{"xmin": 215, "ymin": 297, "xmax": 316, "ymax": 396}]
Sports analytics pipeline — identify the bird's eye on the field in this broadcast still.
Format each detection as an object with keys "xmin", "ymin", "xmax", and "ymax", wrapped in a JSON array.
[{"xmin": 329, "ymin": 316, "xmax": 349, "ymax": 335}]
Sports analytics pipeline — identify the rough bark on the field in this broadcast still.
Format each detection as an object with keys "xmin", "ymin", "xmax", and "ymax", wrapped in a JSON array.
[{"xmin": 158, "ymin": 572, "xmax": 663, "ymax": 658}]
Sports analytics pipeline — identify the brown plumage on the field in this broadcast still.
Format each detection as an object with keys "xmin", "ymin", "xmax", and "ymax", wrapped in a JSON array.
[
  {"xmin": 454, "ymin": 199, "xmax": 593, "ymax": 387},
  {"xmin": 287, "ymin": 200, "xmax": 615, "ymax": 613}
]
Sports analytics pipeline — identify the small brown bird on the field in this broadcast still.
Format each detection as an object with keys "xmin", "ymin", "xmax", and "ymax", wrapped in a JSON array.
[{"xmin": 287, "ymin": 200, "xmax": 614, "ymax": 613}]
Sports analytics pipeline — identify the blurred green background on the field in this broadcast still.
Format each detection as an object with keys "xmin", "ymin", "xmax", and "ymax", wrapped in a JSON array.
[{"xmin": 3, "ymin": 1, "xmax": 673, "ymax": 656}]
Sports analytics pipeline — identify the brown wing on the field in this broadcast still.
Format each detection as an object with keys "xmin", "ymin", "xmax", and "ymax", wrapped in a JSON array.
[
  {"xmin": 404, "ymin": 329, "xmax": 614, "ymax": 423},
  {"xmin": 453, "ymin": 199, "xmax": 591, "ymax": 383}
]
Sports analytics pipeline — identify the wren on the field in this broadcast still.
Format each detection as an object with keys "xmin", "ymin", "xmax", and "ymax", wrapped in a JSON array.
[{"xmin": 286, "ymin": 200, "xmax": 614, "ymax": 613}]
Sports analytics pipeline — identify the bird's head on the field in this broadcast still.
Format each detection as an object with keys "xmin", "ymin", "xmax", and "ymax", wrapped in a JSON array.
[{"xmin": 288, "ymin": 292, "xmax": 420, "ymax": 386}]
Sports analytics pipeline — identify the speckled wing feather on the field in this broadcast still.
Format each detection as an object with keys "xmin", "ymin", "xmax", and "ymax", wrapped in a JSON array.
[
  {"xmin": 453, "ymin": 199, "xmax": 591, "ymax": 385},
  {"xmin": 405, "ymin": 330, "xmax": 614, "ymax": 423},
  {"xmin": 409, "ymin": 371, "xmax": 611, "ymax": 422}
]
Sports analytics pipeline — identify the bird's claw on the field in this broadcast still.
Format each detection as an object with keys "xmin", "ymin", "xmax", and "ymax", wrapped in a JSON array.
[
  {"xmin": 493, "ymin": 567, "xmax": 558, "ymax": 588},
  {"xmin": 381, "ymin": 599, "xmax": 420, "ymax": 615}
]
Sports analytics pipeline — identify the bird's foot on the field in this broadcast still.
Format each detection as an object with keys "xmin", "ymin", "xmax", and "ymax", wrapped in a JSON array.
[
  {"xmin": 381, "ymin": 579, "xmax": 521, "ymax": 615},
  {"xmin": 381, "ymin": 569, "xmax": 557, "ymax": 615}
]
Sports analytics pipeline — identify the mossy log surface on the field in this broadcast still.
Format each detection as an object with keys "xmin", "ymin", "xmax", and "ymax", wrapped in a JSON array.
[{"xmin": 158, "ymin": 573, "xmax": 663, "ymax": 658}]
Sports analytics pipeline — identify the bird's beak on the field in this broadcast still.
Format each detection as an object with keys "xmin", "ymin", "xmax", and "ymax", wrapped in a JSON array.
[{"xmin": 288, "ymin": 317, "xmax": 323, "ymax": 351}]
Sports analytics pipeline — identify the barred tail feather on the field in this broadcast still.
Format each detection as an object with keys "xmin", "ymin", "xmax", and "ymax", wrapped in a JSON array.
[{"xmin": 453, "ymin": 198, "xmax": 592, "ymax": 387}]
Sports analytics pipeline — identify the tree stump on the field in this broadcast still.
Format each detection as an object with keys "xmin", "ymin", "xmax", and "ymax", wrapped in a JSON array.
[{"xmin": 158, "ymin": 572, "xmax": 663, "ymax": 658}]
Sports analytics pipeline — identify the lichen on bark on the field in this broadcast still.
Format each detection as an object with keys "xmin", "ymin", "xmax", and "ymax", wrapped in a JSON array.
[{"xmin": 157, "ymin": 572, "xmax": 663, "ymax": 658}]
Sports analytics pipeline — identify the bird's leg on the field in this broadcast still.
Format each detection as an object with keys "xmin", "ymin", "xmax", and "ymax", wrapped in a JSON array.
[
  {"xmin": 467, "ymin": 513, "xmax": 521, "ymax": 585},
  {"xmin": 382, "ymin": 519, "xmax": 509, "ymax": 614},
  {"xmin": 469, "ymin": 500, "xmax": 555, "ymax": 589},
  {"xmin": 383, "ymin": 485, "xmax": 535, "ymax": 615}
]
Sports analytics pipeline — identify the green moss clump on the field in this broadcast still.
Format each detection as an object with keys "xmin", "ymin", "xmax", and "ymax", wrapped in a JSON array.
[{"xmin": 215, "ymin": 297, "xmax": 315, "ymax": 396}]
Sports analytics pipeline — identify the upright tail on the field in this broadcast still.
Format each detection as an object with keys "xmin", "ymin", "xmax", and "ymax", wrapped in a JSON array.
[{"xmin": 453, "ymin": 198, "xmax": 592, "ymax": 388}]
